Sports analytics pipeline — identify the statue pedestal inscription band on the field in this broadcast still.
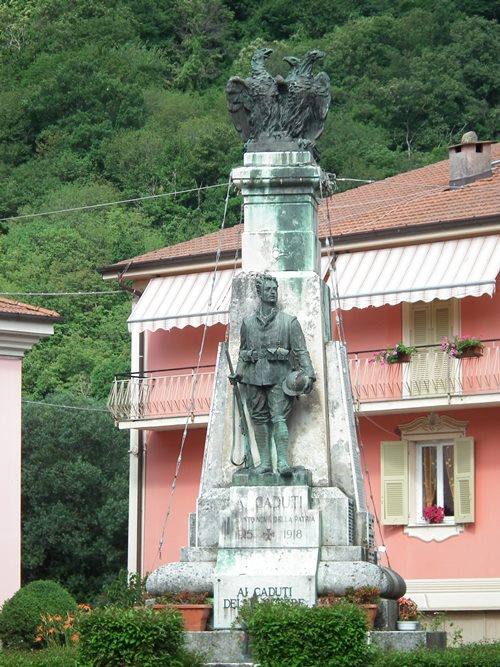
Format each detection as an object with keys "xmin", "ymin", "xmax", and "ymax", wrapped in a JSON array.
[{"xmin": 214, "ymin": 486, "xmax": 320, "ymax": 628}]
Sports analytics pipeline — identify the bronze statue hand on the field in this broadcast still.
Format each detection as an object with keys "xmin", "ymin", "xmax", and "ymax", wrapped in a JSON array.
[
  {"xmin": 303, "ymin": 377, "xmax": 315, "ymax": 394},
  {"xmin": 228, "ymin": 373, "xmax": 242, "ymax": 385}
]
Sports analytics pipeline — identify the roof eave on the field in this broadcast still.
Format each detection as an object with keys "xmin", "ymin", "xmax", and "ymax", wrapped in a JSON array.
[
  {"xmin": 0, "ymin": 312, "xmax": 63, "ymax": 324},
  {"xmin": 101, "ymin": 212, "xmax": 500, "ymax": 281}
]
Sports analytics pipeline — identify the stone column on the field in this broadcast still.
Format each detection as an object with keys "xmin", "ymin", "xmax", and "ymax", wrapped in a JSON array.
[{"xmin": 232, "ymin": 151, "xmax": 322, "ymax": 274}]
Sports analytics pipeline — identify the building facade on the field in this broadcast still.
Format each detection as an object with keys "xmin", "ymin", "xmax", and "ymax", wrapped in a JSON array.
[{"xmin": 0, "ymin": 297, "xmax": 60, "ymax": 606}]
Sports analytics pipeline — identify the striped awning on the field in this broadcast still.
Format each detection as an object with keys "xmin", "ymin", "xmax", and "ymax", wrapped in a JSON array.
[
  {"xmin": 323, "ymin": 235, "xmax": 500, "ymax": 310},
  {"xmin": 127, "ymin": 270, "xmax": 237, "ymax": 333},
  {"xmin": 128, "ymin": 235, "xmax": 500, "ymax": 332}
]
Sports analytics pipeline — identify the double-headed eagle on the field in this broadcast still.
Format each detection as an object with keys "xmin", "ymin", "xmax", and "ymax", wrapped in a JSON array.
[{"xmin": 226, "ymin": 48, "xmax": 331, "ymax": 152}]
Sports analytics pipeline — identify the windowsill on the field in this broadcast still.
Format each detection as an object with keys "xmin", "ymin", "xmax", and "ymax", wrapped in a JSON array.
[{"xmin": 404, "ymin": 523, "xmax": 465, "ymax": 542}]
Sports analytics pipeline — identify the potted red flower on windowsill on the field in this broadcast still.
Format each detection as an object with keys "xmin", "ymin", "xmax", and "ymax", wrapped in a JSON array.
[{"xmin": 422, "ymin": 504, "xmax": 445, "ymax": 524}]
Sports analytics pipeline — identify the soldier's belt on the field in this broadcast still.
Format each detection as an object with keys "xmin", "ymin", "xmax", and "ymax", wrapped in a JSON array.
[{"xmin": 240, "ymin": 348, "xmax": 290, "ymax": 362}]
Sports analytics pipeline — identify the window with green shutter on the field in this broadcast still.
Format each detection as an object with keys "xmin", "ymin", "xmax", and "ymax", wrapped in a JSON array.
[{"xmin": 381, "ymin": 416, "xmax": 474, "ymax": 527}]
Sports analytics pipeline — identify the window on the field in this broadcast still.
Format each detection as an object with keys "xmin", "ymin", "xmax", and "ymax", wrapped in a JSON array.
[
  {"xmin": 381, "ymin": 415, "xmax": 474, "ymax": 527},
  {"xmin": 416, "ymin": 441, "xmax": 455, "ymax": 523}
]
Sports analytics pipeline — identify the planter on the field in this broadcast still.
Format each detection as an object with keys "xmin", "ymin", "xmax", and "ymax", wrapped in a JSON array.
[
  {"xmin": 361, "ymin": 604, "xmax": 378, "ymax": 629},
  {"xmin": 459, "ymin": 346, "xmax": 483, "ymax": 358},
  {"xmin": 397, "ymin": 620, "xmax": 419, "ymax": 631},
  {"xmin": 152, "ymin": 603, "xmax": 212, "ymax": 631},
  {"xmin": 394, "ymin": 353, "xmax": 412, "ymax": 363}
]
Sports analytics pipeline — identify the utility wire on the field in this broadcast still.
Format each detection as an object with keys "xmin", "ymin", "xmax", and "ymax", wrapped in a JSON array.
[
  {"xmin": 0, "ymin": 182, "xmax": 230, "ymax": 223},
  {"xmin": 153, "ymin": 174, "xmax": 235, "ymax": 568},
  {"xmin": 23, "ymin": 399, "xmax": 109, "ymax": 413},
  {"xmin": 2, "ymin": 174, "xmax": 495, "ymax": 224},
  {"xmin": 0, "ymin": 290, "xmax": 125, "ymax": 297}
]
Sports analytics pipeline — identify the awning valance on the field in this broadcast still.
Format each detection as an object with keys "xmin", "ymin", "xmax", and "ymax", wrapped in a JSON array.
[
  {"xmin": 323, "ymin": 235, "xmax": 500, "ymax": 310},
  {"xmin": 128, "ymin": 235, "xmax": 500, "ymax": 332}
]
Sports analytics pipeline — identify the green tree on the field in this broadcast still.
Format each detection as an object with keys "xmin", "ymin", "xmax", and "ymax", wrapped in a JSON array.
[{"xmin": 21, "ymin": 392, "xmax": 129, "ymax": 601}]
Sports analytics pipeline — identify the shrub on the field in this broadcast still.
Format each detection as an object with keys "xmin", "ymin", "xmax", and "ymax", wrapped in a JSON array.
[
  {"xmin": 371, "ymin": 642, "xmax": 500, "ymax": 666},
  {"xmin": 94, "ymin": 569, "xmax": 146, "ymax": 608},
  {"xmin": 240, "ymin": 599, "xmax": 374, "ymax": 667},
  {"xmin": 0, "ymin": 580, "xmax": 77, "ymax": 650},
  {"xmin": 0, "ymin": 646, "xmax": 78, "ymax": 667},
  {"xmin": 77, "ymin": 606, "xmax": 190, "ymax": 667}
]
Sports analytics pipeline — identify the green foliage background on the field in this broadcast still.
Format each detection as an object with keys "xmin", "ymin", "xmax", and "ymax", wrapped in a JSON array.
[{"xmin": 0, "ymin": 0, "xmax": 497, "ymax": 599}]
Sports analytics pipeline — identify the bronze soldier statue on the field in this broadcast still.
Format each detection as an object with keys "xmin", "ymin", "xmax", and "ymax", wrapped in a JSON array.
[{"xmin": 231, "ymin": 274, "xmax": 315, "ymax": 476}]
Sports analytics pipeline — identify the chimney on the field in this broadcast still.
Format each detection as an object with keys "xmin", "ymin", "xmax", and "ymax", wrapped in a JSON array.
[{"xmin": 448, "ymin": 131, "xmax": 493, "ymax": 187}]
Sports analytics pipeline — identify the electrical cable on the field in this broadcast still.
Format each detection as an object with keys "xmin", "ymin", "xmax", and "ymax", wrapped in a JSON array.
[
  {"xmin": 23, "ymin": 399, "xmax": 109, "ymax": 413},
  {"xmin": 0, "ymin": 290, "xmax": 125, "ymax": 297},
  {"xmin": 0, "ymin": 182, "xmax": 229, "ymax": 222},
  {"xmin": 320, "ymin": 178, "xmax": 392, "ymax": 569},
  {"xmin": 152, "ymin": 175, "xmax": 235, "ymax": 567},
  {"xmin": 2, "ymin": 172, "xmax": 495, "ymax": 224}
]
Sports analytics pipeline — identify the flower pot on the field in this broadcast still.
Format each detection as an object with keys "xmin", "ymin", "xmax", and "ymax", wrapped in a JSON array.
[
  {"xmin": 394, "ymin": 353, "xmax": 412, "ymax": 363},
  {"xmin": 361, "ymin": 604, "xmax": 378, "ymax": 629},
  {"xmin": 152, "ymin": 604, "xmax": 212, "ymax": 631},
  {"xmin": 397, "ymin": 620, "xmax": 419, "ymax": 631},
  {"xmin": 459, "ymin": 346, "xmax": 483, "ymax": 358}
]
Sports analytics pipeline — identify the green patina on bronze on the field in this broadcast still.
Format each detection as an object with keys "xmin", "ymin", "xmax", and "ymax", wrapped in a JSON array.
[{"xmin": 231, "ymin": 274, "xmax": 315, "ymax": 483}]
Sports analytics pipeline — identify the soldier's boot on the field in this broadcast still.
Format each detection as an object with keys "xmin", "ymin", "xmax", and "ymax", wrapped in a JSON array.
[
  {"xmin": 273, "ymin": 418, "xmax": 293, "ymax": 477},
  {"xmin": 253, "ymin": 422, "xmax": 272, "ymax": 474}
]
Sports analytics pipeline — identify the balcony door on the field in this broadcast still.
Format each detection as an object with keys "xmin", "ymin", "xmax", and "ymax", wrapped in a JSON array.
[{"xmin": 407, "ymin": 300, "xmax": 457, "ymax": 396}]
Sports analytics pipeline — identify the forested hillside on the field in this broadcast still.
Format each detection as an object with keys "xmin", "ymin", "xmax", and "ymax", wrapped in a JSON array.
[{"xmin": 0, "ymin": 0, "xmax": 498, "ymax": 598}]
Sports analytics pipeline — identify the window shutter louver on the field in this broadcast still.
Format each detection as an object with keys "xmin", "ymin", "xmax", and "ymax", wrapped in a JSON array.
[
  {"xmin": 411, "ymin": 306, "xmax": 430, "ymax": 394},
  {"xmin": 454, "ymin": 437, "xmax": 475, "ymax": 523},
  {"xmin": 381, "ymin": 440, "xmax": 408, "ymax": 525}
]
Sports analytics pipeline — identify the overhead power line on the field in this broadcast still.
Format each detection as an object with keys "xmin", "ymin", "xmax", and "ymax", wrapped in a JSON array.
[
  {"xmin": 2, "ymin": 173, "xmax": 496, "ymax": 225},
  {"xmin": 23, "ymin": 399, "xmax": 109, "ymax": 414},
  {"xmin": 0, "ymin": 182, "xmax": 231, "ymax": 223},
  {"xmin": 0, "ymin": 290, "xmax": 125, "ymax": 297}
]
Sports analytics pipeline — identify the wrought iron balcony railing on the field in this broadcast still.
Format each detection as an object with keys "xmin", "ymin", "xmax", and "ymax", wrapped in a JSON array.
[
  {"xmin": 107, "ymin": 365, "xmax": 215, "ymax": 422},
  {"xmin": 107, "ymin": 341, "xmax": 500, "ymax": 423},
  {"xmin": 347, "ymin": 339, "xmax": 500, "ymax": 404}
]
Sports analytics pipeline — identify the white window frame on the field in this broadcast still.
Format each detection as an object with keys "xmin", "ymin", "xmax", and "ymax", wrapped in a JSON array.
[{"xmin": 415, "ymin": 439, "xmax": 455, "ymax": 525}]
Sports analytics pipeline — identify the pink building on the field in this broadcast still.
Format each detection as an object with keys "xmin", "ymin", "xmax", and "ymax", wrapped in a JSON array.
[
  {"xmin": 0, "ymin": 297, "xmax": 60, "ymax": 606},
  {"xmin": 104, "ymin": 137, "xmax": 500, "ymax": 641}
]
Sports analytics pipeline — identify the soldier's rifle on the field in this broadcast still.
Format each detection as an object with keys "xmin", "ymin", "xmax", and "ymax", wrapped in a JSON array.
[{"xmin": 224, "ymin": 342, "xmax": 254, "ymax": 468}]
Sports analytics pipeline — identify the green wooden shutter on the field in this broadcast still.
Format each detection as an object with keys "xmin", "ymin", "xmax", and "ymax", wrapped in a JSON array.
[
  {"xmin": 410, "ymin": 305, "xmax": 430, "ymax": 395},
  {"xmin": 454, "ymin": 436, "xmax": 475, "ymax": 523},
  {"xmin": 432, "ymin": 302, "xmax": 452, "ymax": 393},
  {"xmin": 381, "ymin": 440, "xmax": 408, "ymax": 525}
]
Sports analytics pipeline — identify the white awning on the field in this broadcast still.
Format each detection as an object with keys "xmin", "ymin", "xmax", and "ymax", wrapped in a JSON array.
[
  {"xmin": 324, "ymin": 235, "xmax": 500, "ymax": 310},
  {"xmin": 128, "ymin": 236, "xmax": 500, "ymax": 332},
  {"xmin": 127, "ymin": 270, "xmax": 238, "ymax": 333}
]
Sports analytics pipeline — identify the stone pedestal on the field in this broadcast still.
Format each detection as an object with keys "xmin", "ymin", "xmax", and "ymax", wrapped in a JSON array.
[{"xmin": 214, "ymin": 486, "xmax": 320, "ymax": 628}]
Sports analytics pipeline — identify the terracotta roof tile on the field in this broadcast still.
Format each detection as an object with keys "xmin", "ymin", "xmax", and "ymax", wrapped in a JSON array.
[
  {"xmin": 106, "ymin": 143, "xmax": 500, "ymax": 271},
  {"xmin": 0, "ymin": 297, "xmax": 61, "ymax": 319}
]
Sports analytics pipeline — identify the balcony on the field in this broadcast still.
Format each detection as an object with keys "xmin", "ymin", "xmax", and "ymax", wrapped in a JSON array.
[
  {"xmin": 108, "ymin": 366, "xmax": 215, "ymax": 430},
  {"xmin": 348, "ymin": 339, "xmax": 500, "ymax": 414},
  {"xmin": 107, "ymin": 341, "xmax": 500, "ymax": 428}
]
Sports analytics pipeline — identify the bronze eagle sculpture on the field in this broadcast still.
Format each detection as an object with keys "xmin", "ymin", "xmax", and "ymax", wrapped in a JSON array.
[{"xmin": 226, "ymin": 49, "xmax": 331, "ymax": 154}]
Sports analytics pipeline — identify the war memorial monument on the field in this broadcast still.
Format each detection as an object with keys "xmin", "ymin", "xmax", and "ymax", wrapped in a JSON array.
[{"xmin": 147, "ymin": 48, "xmax": 406, "ymax": 631}]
